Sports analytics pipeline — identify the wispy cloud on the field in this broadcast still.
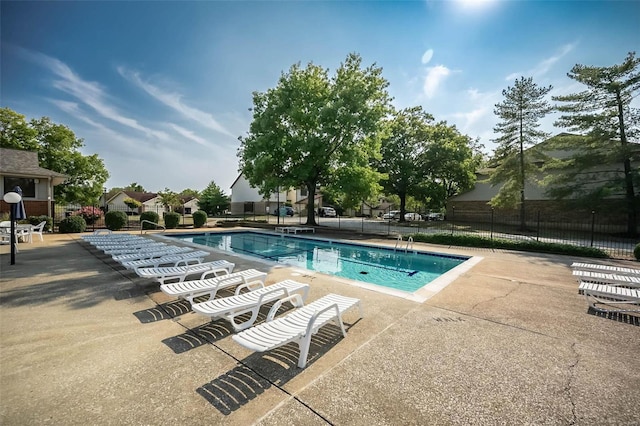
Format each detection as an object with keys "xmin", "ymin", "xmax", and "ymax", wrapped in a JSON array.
[
  {"xmin": 17, "ymin": 48, "xmax": 169, "ymax": 140},
  {"xmin": 421, "ymin": 49, "xmax": 434, "ymax": 65},
  {"xmin": 505, "ymin": 42, "xmax": 577, "ymax": 81},
  {"xmin": 423, "ymin": 65, "xmax": 451, "ymax": 98},
  {"xmin": 169, "ymin": 123, "xmax": 212, "ymax": 147},
  {"xmin": 117, "ymin": 67, "xmax": 235, "ymax": 138}
]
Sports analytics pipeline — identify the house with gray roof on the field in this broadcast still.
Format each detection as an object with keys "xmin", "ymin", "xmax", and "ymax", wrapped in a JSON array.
[{"xmin": 0, "ymin": 147, "xmax": 68, "ymax": 218}]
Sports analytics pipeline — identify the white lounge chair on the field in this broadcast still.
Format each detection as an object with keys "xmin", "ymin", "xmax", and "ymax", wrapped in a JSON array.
[
  {"xmin": 572, "ymin": 270, "xmax": 640, "ymax": 287},
  {"xmin": 578, "ymin": 281, "xmax": 640, "ymax": 313},
  {"xmin": 102, "ymin": 242, "xmax": 167, "ymax": 255},
  {"xmin": 275, "ymin": 226, "xmax": 315, "ymax": 234},
  {"xmin": 191, "ymin": 279, "xmax": 310, "ymax": 331},
  {"xmin": 96, "ymin": 239, "xmax": 163, "ymax": 249},
  {"xmin": 233, "ymin": 293, "xmax": 363, "ymax": 368},
  {"xmin": 121, "ymin": 250, "xmax": 211, "ymax": 270},
  {"xmin": 111, "ymin": 246, "xmax": 193, "ymax": 263},
  {"xmin": 136, "ymin": 260, "xmax": 235, "ymax": 285},
  {"xmin": 161, "ymin": 268, "xmax": 268, "ymax": 303},
  {"xmin": 571, "ymin": 262, "xmax": 640, "ymax": 277}
]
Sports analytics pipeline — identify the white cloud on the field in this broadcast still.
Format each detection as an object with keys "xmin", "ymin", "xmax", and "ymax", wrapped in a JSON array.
[
  {"xmin": 504, "ymin": 42, "xmax": 577, "ymax": 81},
  {"xmin": 20, "ymin": 50, "xmax": 170, "ymax": 140},
  {"xmin": 423, "ymin": 65, "xmax": 451, "ymax": 98},
  {"xmin": 421, "ymin": 49, "xmax": 434, "ymax": 65},
  {"xmin": 117, "ymin": 67, "xmax": 235, "ymax": 138},
  {"xmin": 169, "ymin": 123, "xmax": 212, "ymax": 147}
]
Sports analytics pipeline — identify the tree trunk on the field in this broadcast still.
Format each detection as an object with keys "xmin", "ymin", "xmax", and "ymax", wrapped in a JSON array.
[
  {"xmin": 519, "ymin": 110, "xmax": 526, "ymax": 230},
  {"xmin": 616, "ymin": 90, "xmax": 638, "ymax": 236},
  {"xmin": 306, "ymin": 183, "xmax": 318, "ymax": 226},
  {"xmin": 399, "ymin": 192, "xmax": 407, "ymax": 223}
]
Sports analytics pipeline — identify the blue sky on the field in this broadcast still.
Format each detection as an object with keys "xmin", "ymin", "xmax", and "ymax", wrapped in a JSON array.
[{"xmin": 2, "ymin": 1, "xmax": 638, "ymax": 194}]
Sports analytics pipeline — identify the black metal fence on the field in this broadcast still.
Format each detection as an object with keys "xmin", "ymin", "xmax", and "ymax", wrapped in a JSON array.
[
  {"xmin": 51, "ymin": 203, "xmax": 638, "ymax": 259},
  {"xmin": 53, "ymin": 203, "xmax": 184, "ymax": 232}
]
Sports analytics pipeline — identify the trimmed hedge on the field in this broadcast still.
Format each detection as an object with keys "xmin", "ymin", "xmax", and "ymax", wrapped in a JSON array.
[
  {"xmin": 410, "ymin": 233, "xmax": 609, "ymax": 258},
  {"xmin": 140, "ymin": 211, "xmax": 160, "ymax": 229},
  {"xmin": 105, "ymin": 211, "xmax": 128, "ymax": 231},
  {"xmin": 59, "ymin": 215, "xmax": 87, "ymax": 233},
  {"xmin": 634, "ymin": 243, "xmax": 640, "ymax": 261},
  {"xmin": 193, "ymin": 210, "xmax": 208, "ymax": 228},
  {"xmin": 164, "ymin": 212, "xmax": 180, "ymax": 229}
]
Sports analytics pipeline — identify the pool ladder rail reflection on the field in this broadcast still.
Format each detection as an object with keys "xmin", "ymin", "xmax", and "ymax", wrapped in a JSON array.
[{"xmin": 394, "ymin": 235, "xmax": 414, "ymax": 253}]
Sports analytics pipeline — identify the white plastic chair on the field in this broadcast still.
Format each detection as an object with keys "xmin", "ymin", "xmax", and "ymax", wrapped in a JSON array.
[{"xmin": 29, "ymin": 221, "xmax": 47, "ymax": 242}]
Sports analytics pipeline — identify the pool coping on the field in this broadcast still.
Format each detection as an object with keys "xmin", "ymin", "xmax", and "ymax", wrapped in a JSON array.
[{"xmin": 157, "ymin": 229, "xmax": 484, "ymax": 303}]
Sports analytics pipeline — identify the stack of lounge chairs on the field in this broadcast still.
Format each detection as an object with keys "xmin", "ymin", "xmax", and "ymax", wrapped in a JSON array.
[
  {"xmin": 83, "ymin": 230, "xmax": 364, "ymax": 368},
  {"xmin": 571, "ymin": 262, "xmax": 639, "ymax": 315}
]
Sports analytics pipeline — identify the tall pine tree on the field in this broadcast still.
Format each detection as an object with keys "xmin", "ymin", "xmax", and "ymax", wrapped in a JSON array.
[
  {"xmin": 548, "ymin": 52, "xmax": 640, "ymax": 236},
  {"xmin": 489, "ymin": 77, "xmax": 553, "ymax": 229}
]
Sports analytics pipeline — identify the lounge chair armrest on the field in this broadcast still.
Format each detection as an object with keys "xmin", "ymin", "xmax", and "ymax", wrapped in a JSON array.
[
  {"xmin": 200, "ymin": 268, "xmax": 227, "ymax": 279},
  {"xmin": 306, "ymin": 303, "xmax": 344, "ymax": 337},
  {"xmin": 199, "ymin": 267, "xmax": 229, "ymax": 280},
  {"xmin": 235, "ymin": 280, "xmax": 265, "ymax": 295},
  {"xmin": 175, "ymin": 258, "xmax": 202, "ymax": 267},
  {"xmin": 266, "ymin": 293, "xmax": 305, "ymax": 321}
]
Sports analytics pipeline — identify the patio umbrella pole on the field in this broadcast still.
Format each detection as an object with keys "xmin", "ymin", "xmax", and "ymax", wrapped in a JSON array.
[{"xmin": 10, "ymin": 213, "xmax": 16, "ymax": 265}]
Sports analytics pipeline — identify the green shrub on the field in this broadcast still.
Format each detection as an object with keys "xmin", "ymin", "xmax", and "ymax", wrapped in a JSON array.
[
  {"xmin": 410, "ymin": 233, "xmax": 609, "ymax": 258},
  {"xmin": 105, "ymin": 211, "xmax": 128, "ymax": 231},
  {"xmin": 28, "ymin": 215, "xmax": 53, "ymax": 232},
  {"xmin": 192, "ymin": 210, "xmax": 208, "ymax": 228},
  {"xmin": 140, "ymin": 211, "xmax": 160, "ymax": 229},
  {"xmin": 634, "ymin": 243, "xmax": 640, "ymax": 261},
  {"xmin": 164, "ymin": 212, "xmax": 180, "ymax": 229},
  {"xmin": 59, "ymin": 215, "xmax": 86, "ymax": 233}
]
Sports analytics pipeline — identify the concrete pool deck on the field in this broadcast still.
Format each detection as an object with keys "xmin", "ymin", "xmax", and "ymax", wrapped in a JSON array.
[{"xmin": 1, "ymin": 229, "xmax": 639, "ymax": 425}]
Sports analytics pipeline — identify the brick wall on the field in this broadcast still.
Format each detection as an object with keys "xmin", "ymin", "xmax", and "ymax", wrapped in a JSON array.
[{"xmin": 0, "ymin": 200, "xmax": 53, "ymax": 217}]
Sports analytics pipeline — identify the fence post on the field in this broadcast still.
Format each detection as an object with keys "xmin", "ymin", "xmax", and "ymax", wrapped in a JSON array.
[
  {"xmin": 450, "ymin": 206, "xmax": 455, "ymax": 236},
  {"xmin": 361, "ymin": 216, "xmax": 364, "ymax": 233},
  {"xmin": 490, "ymin": 208, "xmax": 494, "ymax": 240},
  {"xmin": 590, "ymin": 210, "xmax": 595, "ymax": 247},
  {"xmin": 536, "ymin": 210, "xmax": 540, "ymax": 242},
  {"xmin": 387, "ymin": 207, "xmax": 391, "ymax": 236}
]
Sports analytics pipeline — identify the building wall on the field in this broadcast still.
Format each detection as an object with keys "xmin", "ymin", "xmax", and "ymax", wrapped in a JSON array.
[
  {"xmin": 0, "ymin": 200, "xmax": 52, "ymax": 218},
  {"xmin": 447, "ymin": 199, "xmax": 637, "ymax": 228}
]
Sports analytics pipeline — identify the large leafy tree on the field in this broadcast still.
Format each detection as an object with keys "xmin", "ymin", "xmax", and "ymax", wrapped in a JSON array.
[
  {"xmin": 423, "ymin": 122, "xmax": 480, "ymax": 209},
  {"xmin": 125, "ymin": 182, "xmax": 146, "ymax": 192},
  {"xmin": 238, "ymin": 53, "xmax": 391, "ymax": 225},
  {"xmin": 548, "ymin": 52, "xmax": 640, "ymax": 236},
  {"xmin": 157, "ymin": 188, "xmax": 182, "ymax": 212},
  {"xmin": 489, "ymin": 76, "xmax": 553, "ymax": 229},
  {"xmin": 198, "ymin": 181, "xmax": 229, "ymax": 215},
  {"xmin": 379, "ymin": 107, "xmax": 433, "ymax": 221},
  {"xmin": 1, "ymin": 111, "xmax": 109, "ymax": 205},
  {"xmin": 0, "ymin": 108, "xmax": 37, "ymax": 150}
]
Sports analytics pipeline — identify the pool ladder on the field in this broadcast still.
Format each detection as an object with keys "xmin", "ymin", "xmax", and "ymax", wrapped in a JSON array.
[{"xmin": 395, "ymin": 235, "xmax": 414, "ymax": 252}]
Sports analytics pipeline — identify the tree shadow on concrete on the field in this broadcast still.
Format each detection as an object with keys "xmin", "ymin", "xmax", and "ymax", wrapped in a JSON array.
[{"xmin": 0, "ymin": 238, "xmax": 160, "ymax": 310}]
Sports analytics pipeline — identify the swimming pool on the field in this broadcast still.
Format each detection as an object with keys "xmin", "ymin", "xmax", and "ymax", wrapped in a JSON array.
[{"xmin": 167, "ymin": 231, "xmax": 475, "ymax": 296}]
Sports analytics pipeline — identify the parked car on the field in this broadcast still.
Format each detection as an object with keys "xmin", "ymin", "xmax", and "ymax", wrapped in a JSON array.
[
  {"xmin": 404, "ymin": 212, "xmax": 422, "ymax": 221},
  {"xmin": 426, "ymin": 212, "xmax": 444, "ymax": 221},
  {"xmin": 319, "ymin": 207, "xmax": 337, "ymax": 217},
  {"xmin": 382, "ymin": 210, "xmax": 400, "ymax": 220},
  {"xmin": 271, "ymin": 206, "xmax": 294, "ymax": 216}
]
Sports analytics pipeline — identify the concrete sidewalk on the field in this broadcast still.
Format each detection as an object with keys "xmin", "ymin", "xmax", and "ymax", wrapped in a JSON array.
[{"xmin": 1, "ymin": 231, "xmax": 638, "ymax": 425}]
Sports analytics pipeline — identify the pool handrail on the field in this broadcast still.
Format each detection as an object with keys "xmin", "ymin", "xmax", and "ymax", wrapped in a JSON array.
[{"xmin": 140, "ymin": 220, "xmax": 166, "ymax": 234}]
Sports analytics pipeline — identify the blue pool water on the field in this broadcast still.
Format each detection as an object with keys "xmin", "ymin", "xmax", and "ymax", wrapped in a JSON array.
[{"xmin": 169, "ymin": 231, "xmax": 469, "ymax": 293}]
